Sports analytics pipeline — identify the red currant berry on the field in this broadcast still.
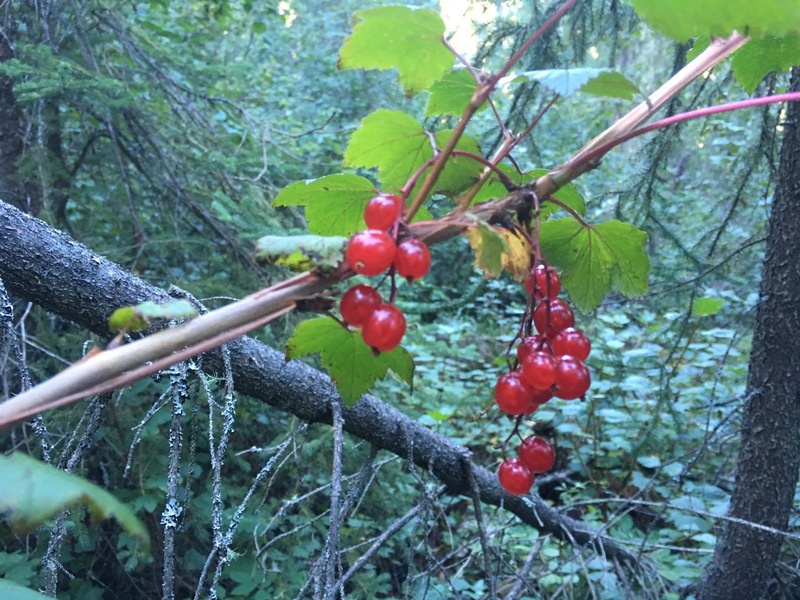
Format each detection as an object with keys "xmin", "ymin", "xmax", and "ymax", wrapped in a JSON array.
[
  {"xmin": 498, "ymin": 458, "xmax": 534, "ymax": 495},
  {"xmin": 345, "ymin": 229, "xmax": 396, "ymax": 276},
  {"xmin": 554, "ymin": 355, "xmax": 591, "ymax": 400},
  {"xmin": 495, "ymin": 371, "xmax": 533, "ymax": 416},
  {"xmin": 394, "ymin": 238, "xmax": 431, "ymax": 281},
  {"xmin": 519, "ymin": 351, "xmax": 558, "ymax": 390},
  {"xmin": 533, "ymin": 298, "xmax": 575, "ymax": 337},
  {"xmin": 340, "ymin": 284, "xmax": 381, "ymax": 328},
  {"xmin": 362, "ymin": 304, "xmax": 406, "ymax": 352},
  {"xmin": 527, "ymin": 387, "xmax": 554, "ymax": 410},
  {"xmin": 516, "ymin": 334, "xmax": 550, "ymax": 364},
  {"xmin": 518, "ymin": 436, "xmax": 555, "ymax": 474},
  {"xmin": 551, "ymin": 327, "xmax": 591, "ymax": 361},
  {"xmin": 524, "ymin": 264, "xmax": 561, "ymax": 300},
  {"xmin": 364, "ymin": 194, "xmax": 404, "ymax": 230}
]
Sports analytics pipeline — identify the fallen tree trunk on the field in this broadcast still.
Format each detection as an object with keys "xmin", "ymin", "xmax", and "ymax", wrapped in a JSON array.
[{"xmin": 0, "ymin": 199, "xmax": 637, "ymax": 565}]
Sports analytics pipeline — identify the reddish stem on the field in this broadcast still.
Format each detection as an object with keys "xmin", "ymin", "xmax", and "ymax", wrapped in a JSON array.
[{"xmin": 574, "ymin": 91, "xmax": 800, "ymax": 169}]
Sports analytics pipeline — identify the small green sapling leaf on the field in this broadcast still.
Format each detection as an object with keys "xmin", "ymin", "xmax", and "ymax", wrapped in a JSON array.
[
  {"xmin": 286, "ymin": 316, "xmax": 414, "ymax": 406},
  {"xmin": 0, "ymin": 453, "xmax": 150, "ymax": 552},
  {"xmin": 692, "ymin": 297, "xmax": 725, "ymax": 317},
  {"xmin": 338, "ymin": 6, "xmax": 454, "ymax": 96}
]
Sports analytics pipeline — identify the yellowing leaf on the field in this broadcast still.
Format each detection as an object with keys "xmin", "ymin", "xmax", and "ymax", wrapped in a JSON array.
[
  {"xmin": 338, "ymin": 6, "xmax": 453, "ymax": 96},
  {"xmin": 464, "ymin": 223, "xmax": 510, "ymax": 278},
  {"xmin": 498, "ymin": 228, "xmax": 533, "ymax": 281},
  {"xmin": 286, "ymin": 317, "xmax": 414, "ymax": 406}
]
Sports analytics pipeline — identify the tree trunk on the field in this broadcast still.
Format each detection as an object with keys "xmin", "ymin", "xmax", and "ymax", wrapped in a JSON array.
[
  {"xmin": 0, "ymin": 26, "xmax": 41, "ymax": 216},
  {"xmin": 0, "ymin": 200, "xmax": 638, "ymax": 566},
  {"xmin": 698, "ymin": 70, "xmax": 800, "ymax": 600}
]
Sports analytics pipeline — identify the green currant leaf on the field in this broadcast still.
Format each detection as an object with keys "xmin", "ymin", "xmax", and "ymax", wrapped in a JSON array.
[
  {"xmin": 343, "ymin": 109, "xmax": 483, "ymax": 198},
  {"xmin": 286, "ymin": 316, "xmax": 414, "ymax": 406},
  {"xmin": 539, "ymin": 219, "xmax": 649, "ymax": 312},
  {"xmin": 629, "ymin": 0, "xmax": 800, "ymax": 41},
  {"xmin": 0, "ymin": 453, "xmax": 150, "ymax": 552},
  {"xmin": 254, "ymin": 235, "xmax": 348, "ymax": 272},
  {"xmin": 499, "ymin": 68, "xmax": 639, "ymax": 99},
  {"xmin": 109, "ymin": 299, "xmax": 197, "ymax": 333},
  {"xmin": 731, "ymin": 36, "xmax": 800, "ymax": 93},
  {"xmin": 470, "ymin": 167, "xmax": 586, "ymax": 217},
  {"xmin": 338, "ymin": 6, "xmax": 453, "ymax": 96},
  {"xmin": 425, "ymin": 69, "xmax": 485, "ymax": 116},
  {"xmin": 692, "ymin": 297, "xmax": 725, "ymax": 317},
  {"xmin": 578, "ymin": 71, "xmax": 643, "ymax": 100},
  {"xmin": 272, "ymin": 174, "xmax": 377, "ymax": 236}
]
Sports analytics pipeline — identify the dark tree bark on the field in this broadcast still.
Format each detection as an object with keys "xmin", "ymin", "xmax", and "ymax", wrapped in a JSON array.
[
  {"xmin": 698, "ymin": 71, "xmax": 800, "ymax": 600},
  {"xmin": 0, "ymin": 199, "xmax": 639, "ymax": 566},
  {"xmin": 0, "ymin": 25, "xmax": 41, "ymax": 216}
]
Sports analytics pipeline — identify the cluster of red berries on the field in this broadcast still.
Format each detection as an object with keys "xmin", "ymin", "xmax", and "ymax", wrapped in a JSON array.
[
  {"xmin": 495, "ymin": 263, "xmax": 592, "ymax": 495},
  {"xmin": 340, "ymin": 193, "xmax": 431, "ymax": 353}
]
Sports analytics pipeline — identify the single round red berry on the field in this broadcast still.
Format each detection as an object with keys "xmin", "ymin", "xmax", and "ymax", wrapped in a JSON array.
[
  {"xmin": 526, "ymin": 387, "xmax": 554, "ymax": 411},
  {"xmin": 551, "ymin": 327, "xmax": 591, "ymax": 361},
  {"xmin": 498, "ymin": 458, "xmax": 534, "ymax": 495},
  {"xmin": 533, "ymin": 298, "xmax": 575, "ymax": 337},
  {"xmin": 495, "ymin": 371, "xmax": 534, "ymax": 415},
  {"xmin": 516, "ymin": 334, "xmax": 550, "ymax": 364},
  {"xmin": 362, "ymin": 304, "xmax": 406, "ymax": 353},
  {"xmin": 394, "ymin": 238, "xmax": 431, "ymax": 281},
  {"xmin": 554, "ymin": 355, "xmax": 591, "ymax": 400},
  {"xmin": 518, "ymin": 436, "xmax": 555, "ymax": 474},
  {"xmin": 524, "ymin": 264, "xmax": 561, "ymax": 300},
  {"xmin": 345, "ymin": 229, "xmax": 396, "ymax": 276},
  {"xmin": 364, "ymin": 194, "xmax": 404, "ymax": 230},
  {"xmin": 340, "ymin": 284, "xmax": 381, "ymax": 328},
  {"xmin": 519, "ymin": 350, "xmax": 558, "ymax": 390}
]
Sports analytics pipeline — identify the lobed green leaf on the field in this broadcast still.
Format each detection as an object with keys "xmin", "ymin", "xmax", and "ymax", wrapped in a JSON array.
[
  {"xmin": 425, "ymin": 69, "xmax": 484, "ymax": 116},
  {"xmin": 343, "ymin": 109, "xmax": 483, "ymax": 199},
  {"xmin": 630, "ymin": 0, "xmax": 800, "ymax": 41},
  {"xmin": 539, "ymin": 219, "xmax": 649, "ymax": 312},
  {"xmin": 338, "ymin": 6, "xmax": 453, "ymax": 96},
  {"xmin": 286, "ymin": 316, "xmax": 414, "ymax": 406},
  {"xmin": 272, "ymin": 174, "xmax": 377, "ymax": 237},
  {"xmin": 731, "ymin": 36, "xmax": 800, "ymax": 93}
]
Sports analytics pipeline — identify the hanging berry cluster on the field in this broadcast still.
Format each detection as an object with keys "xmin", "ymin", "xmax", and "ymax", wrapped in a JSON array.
[
  {"xmin": 340, "ymin": 193, "xmax": 431, "ymax": 353},
  {"xmin": 495, "ymin": 263, "xmax": 592, "ymax": 496}
]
